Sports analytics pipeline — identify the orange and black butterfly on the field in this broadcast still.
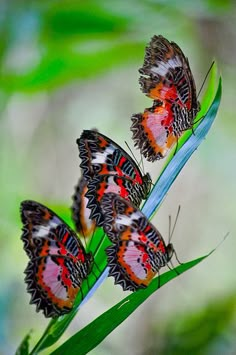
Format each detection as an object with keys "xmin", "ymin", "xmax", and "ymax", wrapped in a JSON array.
[
  {"xmin": 131, "ymin": 35, "xmax": 200, "ymax": 162},
  {"xmin": 77, "ymin": 130, "xmax": 152, "ymax": 227},
  {"xmin": 101, "ymin": 193, "xmax": 174, "ymax": 291},
  {"xmin": 20, "ymin": 200, "xmax": 93, "ymax": 317}
]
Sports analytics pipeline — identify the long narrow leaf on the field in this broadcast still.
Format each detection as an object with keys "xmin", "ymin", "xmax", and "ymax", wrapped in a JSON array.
[{"xmin": 51, "ymin": 251, "xmax": 214, "ymax": 355}]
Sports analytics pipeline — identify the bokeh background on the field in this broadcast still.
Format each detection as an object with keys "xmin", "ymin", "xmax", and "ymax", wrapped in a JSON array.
[{"xmin": 0, "ymin": 1, "xmax": 236, "ymax": 354}]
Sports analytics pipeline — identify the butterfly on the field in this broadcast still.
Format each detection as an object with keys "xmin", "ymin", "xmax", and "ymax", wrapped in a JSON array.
[
  {"xmin": 77, "ymin": 130, "xmax": 152, "ymax": 226},
  {"xmin": 72, "ymin": 176, "xmax": 96, "ymax": 238},
  {"xmin": 20, "ymin": 200, "xmax": 93, "ymax": 317},
  {"xmin": 100, "ymin": 193, "xmax": 174, "ymax": 291},
  {"xmin": 131, "ymin": 35, "xmax": 200, "ymax": 162}
]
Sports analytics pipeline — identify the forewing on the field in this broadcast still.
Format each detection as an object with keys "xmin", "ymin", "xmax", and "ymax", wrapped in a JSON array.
[
  {"xmin": 20, "ymin": 200, "xmax": 85, "ymax": 259},
  {"xmin": 139, "ymin": 35, "xmax": 199, "ymax": 110},
  {"xmin": 72, "ymin": 176, "xmax": 96, "ymax": 237},
  {"xmin": 77, "ymin": 130, "xmax": 146, "ymax": 187},
  {"xmin": 86, "ymin": 175, "xmax": 143, "ymax": 227},
  {"xmin": 131, "ymin": 102, "xmax": 178, "ymax": 161}
]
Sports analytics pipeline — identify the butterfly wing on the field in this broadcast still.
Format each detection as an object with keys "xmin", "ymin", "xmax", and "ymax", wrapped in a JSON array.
[
  {"xmin": 72, "ymin": 176, "xmax": 96, "ymax": 237},
  {"xmin": 132, "ymin": 101, "xmax": 179, "ymax": 161},
  {"xmin": 77, "ymin": 130, "xmax": 151, "ymax": 199},
  {"xmin": 101, "ymin": 193, "xmax": 172, "ymax": 291},
  {"xmin": 85, "ymin": 174, "xmax": 143, "ymax": 227},
  {"xmin": 131, "ymin": 35, "xmax": 200, "ymax": 162},
  {"xmin": 139, "ymin": 35, "xmax": 199, "ymax": 110},
  {"xmin": 20, "ymin": 200, "xmax": 92, "ymax": 317}
]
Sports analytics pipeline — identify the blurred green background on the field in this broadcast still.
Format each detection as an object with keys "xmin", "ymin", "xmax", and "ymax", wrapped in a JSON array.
[{"xmin": 0, "ymin": 1, "xmax": 235, "ymax": 354}]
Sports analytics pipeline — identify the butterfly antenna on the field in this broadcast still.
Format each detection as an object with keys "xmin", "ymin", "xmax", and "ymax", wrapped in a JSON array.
[
  {"xmin": 169, "ymin": 205, "xmax": 181, "ymax": 243},
  {"xmin": 168, "ymin": 207, "xmax": 184, "ymax": 266},
  {"xmin": 140, "ymin": 153, "xmax": 145, "ymax": 175},
  {"xmin": 197, "ymin": 61, "xmax": 215, "ymax": 99},
  {"xmin": 125, "ymin": 141, "xmax": 143, "ymax": 173},
  {"xmin": 168, "ymin": 214, "xmax": 171, "ymax": 244}
]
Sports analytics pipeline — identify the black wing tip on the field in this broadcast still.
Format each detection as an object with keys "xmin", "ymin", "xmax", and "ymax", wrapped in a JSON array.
[
  {"xmin": 77, "ymin": 129, "xmax": 100, "ymax": 149},
  {"xmin": 20, "ymin": 200, "xmax": 47, "ymax": 216},
  {"xmin": 148, "ymin": 34, "xmax": 177, "ymax": 50},
  {"xmin": 76, "ymin": 130, "xmax": 94, "ymax": 145},
  {"xmin": 150, "ymin": 34, "xmax": 169, "ymax": 43},
  {"xmin": 79, "ymin": 129, "xmax": 99, "ymax": 139},
  {"xmin": 20, "ymin": 200, "xmax": 36, "ymax": 209},
  {"xmin": 20, "ymin": 200, "xmax": 38, "ymax": 222},
  {"xmin": 20, "ymin": 200, "xmax": 46, "ymax": 210}
]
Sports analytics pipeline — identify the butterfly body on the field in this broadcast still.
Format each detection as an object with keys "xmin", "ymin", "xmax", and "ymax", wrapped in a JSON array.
[
  {"xmin": 21, "ymin": 200, "xmax": 92, "ymax": 317},
  {"xmin": 131, "ymin": 35, "xmax": 200, "ymax": 162}
]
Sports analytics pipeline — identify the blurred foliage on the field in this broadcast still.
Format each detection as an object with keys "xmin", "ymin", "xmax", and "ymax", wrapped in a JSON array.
[
  {"xmin": 0, "ymin": 0, "xmax": 234, "ymax": 94},
  {"xmin": 146, "ymin": 293, "xmax": 236, "ymax": 355}
]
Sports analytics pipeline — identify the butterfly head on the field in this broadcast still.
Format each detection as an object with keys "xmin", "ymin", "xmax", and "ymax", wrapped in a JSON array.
[
  {"xmin": 143, "ymin": 172, "xmax": 152, "ymax": 196},
  {"xmin": 166, "ymin": 243, "xmax": 174, "ymax": 263}
]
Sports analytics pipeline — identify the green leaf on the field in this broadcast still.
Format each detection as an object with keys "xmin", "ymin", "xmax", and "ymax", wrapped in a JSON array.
[
  {"xmin": 51, "ymin": 252, "xmax": 213, "ymax": 355},
  {"xmin": 15, "ymin": 331, "xmax": 31, "ymax": 355}
]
